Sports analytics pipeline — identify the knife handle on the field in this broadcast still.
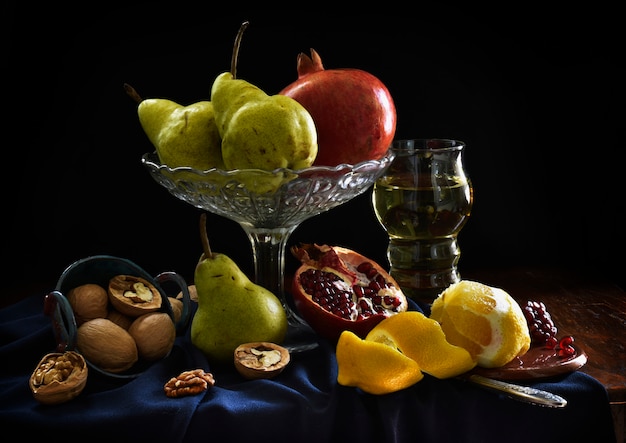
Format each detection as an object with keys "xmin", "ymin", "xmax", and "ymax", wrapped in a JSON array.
[{"xmin": 467, "ymin": 374, "xmax": 568, "ymax": 408}]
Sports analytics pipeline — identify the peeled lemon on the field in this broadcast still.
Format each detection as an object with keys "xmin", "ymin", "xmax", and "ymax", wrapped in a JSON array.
[
  {"xmin": 336, "ymin": 330, "xmax": 424, "ymax": 395},
  {"xmin": 429, "ymin": 280, "xmax": 531, "ymax": 368},
  {"xmin": 365, "ymin": 311, "xmax": 476, "ymax": 379}
]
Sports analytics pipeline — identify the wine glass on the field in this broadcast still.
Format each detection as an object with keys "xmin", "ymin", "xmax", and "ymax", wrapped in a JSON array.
[{"xmin": 141, "ymin": 150, "xmax": 395, "ymax": 352}]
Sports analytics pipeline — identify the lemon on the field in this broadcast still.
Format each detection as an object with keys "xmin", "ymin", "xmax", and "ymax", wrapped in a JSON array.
[
  {"xmin": 365, "ymin": 311, "xmax": 476, "ymax": 378},
  {"xmin": 429, "ymin": 280, "xmax": 531, "ymax": 368},
  {"xmin": 336, "ymin": 330, "xmax": 424, "ymax": 395}
]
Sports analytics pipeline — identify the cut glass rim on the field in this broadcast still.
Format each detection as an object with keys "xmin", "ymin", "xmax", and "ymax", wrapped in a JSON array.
[{"xmin": 141, "ymin": 148, "xmax": 395, "ymax": 178}]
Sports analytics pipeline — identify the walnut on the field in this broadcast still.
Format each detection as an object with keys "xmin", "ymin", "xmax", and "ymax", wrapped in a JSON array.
[
  {"xmin": 76, "ymin": 318, "xmax": 138, "ymax": 374},
  {"xmin": 168, "ymin": 297, "xmax": 184, "ymax": 324},
  {"xmin": 29, "ymin": 351, "xmax": 88, "ymax": 405},
  {"xmin": 128, "ymin": 312, "xmax": 176, "ymax": 361},
  {"xmin": 234, "ymin": 342, "xmax": 290, "ymax": 380},
  {"xmin": 176, "ymin": 285, "xmax": 198, "ymax": 303},
  {"xmin": 164, "ymin": 369, "xmax": 215, "ymax": 398},
  {"xmin": 108, "ymin": 275, "xmax": 162, "ymax": 317},
  {"xmin": 106, "ymin": 309, "xmax": 133, "ymax": 330},
  {"xmin": 66, "ymin": 283, "xmax": 109, "ymax": 325}
]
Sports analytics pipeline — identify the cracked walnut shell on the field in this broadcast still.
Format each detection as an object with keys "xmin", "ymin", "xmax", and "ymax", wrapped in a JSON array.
[
  {"xmin": 29, "ymin": 351, "xmax": 88, "ymax": 405},
  {"xmin": 234, "ymin": 342, "xmax": 290, "ymax": 380},
  {"xmin": 108, "ymin": 275, "xmax": 162, "ymax": 317}
]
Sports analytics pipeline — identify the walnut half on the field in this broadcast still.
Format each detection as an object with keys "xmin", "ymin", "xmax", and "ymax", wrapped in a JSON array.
[
  {"xmin": 108, "ymin": 275, "xmax": 162, "ymax": 317},
  {"xmin": 234, "ymin": 342, "xmax": 290, "ymax": 380},
  {"xmin": 29, "ymin": 351, "xmax": 88, "ymax": 405}
]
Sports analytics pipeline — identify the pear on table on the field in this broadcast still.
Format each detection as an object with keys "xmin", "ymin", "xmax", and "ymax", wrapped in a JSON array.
[{"xmin": 191, "ymin": 213, "xmax": 288, "ymax": 364}]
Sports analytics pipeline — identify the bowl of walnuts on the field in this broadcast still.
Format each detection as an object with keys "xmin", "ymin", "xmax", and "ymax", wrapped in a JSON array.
[{"xmin": 45, "ymin": 255, "xmax": 192, "ymax": 379}]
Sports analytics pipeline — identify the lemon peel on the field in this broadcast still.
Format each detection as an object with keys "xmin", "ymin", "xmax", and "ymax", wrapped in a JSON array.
[
  {"xmin": 430, "ymin": 280, "xmax": 531, "ymax": 368},
  {"xmin": 366, "ymin": 311, "xmax": 477, "ymax": 379},
  {"xmin": 336, "ymin": 330, "xmax": 424, "ymax": 395}
]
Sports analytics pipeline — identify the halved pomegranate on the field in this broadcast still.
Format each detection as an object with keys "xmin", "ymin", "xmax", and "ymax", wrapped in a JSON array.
[{"xmin": 291, "ymin": 244, "xmax": 408, "ymax": 342}]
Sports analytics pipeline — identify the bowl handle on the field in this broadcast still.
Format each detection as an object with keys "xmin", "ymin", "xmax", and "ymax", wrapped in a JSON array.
[
  {"xmin": 155, "ymin": 271, "xmax": 192, "ymax": 333},
  {"xmin": 44, "ymin": 290, "xmax": 77, "ymax": 353}
]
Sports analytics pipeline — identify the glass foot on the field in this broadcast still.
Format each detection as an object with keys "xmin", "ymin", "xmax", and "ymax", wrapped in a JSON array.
[{"xmin": 282, "ymin": 309, "xmax": 319, "ymax": 353}]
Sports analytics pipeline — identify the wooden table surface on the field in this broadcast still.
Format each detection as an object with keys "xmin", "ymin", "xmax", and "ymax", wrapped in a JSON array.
[{"xmin": 463, "ymin": 267, "xmax": 625, "ymax": 442}]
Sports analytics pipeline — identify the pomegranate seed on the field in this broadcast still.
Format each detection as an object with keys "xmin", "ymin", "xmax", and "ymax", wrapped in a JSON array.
[
  {"xmin": 558, "ymin": 346, "xmax": 576, "ymax": 358},
  {"xmin": 383, "ymin": 295, "xmax": 401, "ymax": 309},
  {"xmin": 368, "ymin": 280, "xmax": 382, "ymax": 292},
  {"xmin": 555, "ymin": 335, "xmax": 575, "ymax": 357},
  {"xmin": 362, "ymin": 287, "xmax": 375, "ymax": 297},
  {"xmin": 357, "ymin": 261, "xmax": 379, "ymax": 279},
  {"xmin": 356, "ymin": 261, "xmax": 372, "ymax": 274},
  {"xmin": 545, "ymin": 336, "xmax": 558, "ymax": 350},
  {"xmin": 374, "ymin": 274, "xmax": 387, "ymax": 286},
  {"xmin": 558, "ymin": 336, "xmax": 574, "ymax": 347},
  {"xmin": 358, "ymin": 299, "xmax": 369, "ymax": 310}
]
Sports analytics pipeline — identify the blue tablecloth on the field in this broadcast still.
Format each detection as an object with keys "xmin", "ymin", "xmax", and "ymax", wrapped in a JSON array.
[{"xmin": 0, "ymin": 294, "xmax": 617, "ymax": 443}]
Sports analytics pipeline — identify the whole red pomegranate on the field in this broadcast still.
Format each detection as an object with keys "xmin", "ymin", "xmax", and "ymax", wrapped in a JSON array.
[
  {"xmin": 279, "ymin": 49, "xmax": 397, "ymax": 167},
  {"xmin": 291, "ymin": 244, "xmax": 407, "ymax": 342}
]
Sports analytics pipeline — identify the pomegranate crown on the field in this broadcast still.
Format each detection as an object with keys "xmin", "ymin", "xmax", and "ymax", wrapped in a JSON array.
[{"xmin": 296, "ymin": 48, "xmax": 325, "ymax": 77}]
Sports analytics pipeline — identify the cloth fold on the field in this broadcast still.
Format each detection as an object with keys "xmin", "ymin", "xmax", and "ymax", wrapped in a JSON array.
[{"xmin": 0, "ymin": 294, "xmax": 617, "ymax": 443}]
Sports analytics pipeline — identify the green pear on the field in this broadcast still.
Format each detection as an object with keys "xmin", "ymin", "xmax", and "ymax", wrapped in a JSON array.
[
  {"xmin": 137, "ymin": 97, "xmax": 225, "ymax": 170},
  {"xmin": 211, "ymin": 73, "xmax": 317, "ymax": 171},
  {"xmin": 191, "ymin": 214, "xmax": 288, "ymax": 364},
  {"xmin": 209, "ymin": 22, "xmax": 317, "ymax": 171}
]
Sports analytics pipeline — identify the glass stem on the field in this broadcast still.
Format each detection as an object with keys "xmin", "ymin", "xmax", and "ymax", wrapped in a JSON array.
[{"xmin": 242, "ymin": 226, "xmax": 305, "ymax": 326}]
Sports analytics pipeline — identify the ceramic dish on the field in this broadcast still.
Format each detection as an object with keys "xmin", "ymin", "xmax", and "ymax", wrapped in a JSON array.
[{"xmin": 470, "ymin": 344, "xmax": 587, "ymax": 380}]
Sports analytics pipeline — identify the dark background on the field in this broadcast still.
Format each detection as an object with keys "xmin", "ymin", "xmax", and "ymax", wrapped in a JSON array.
[{"xmin": 4, "ymin": 4, "xmax": 624, "ymax": 306}]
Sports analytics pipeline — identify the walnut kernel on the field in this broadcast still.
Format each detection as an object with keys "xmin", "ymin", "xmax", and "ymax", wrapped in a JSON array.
[
  {"xmin": 29, "ymin": 351, "xmax": 88, "ymax": 405},
  {"xmin": 108, "ymin": 275, "xmax": 162, "ymax": 317},
  {"xmin": 234, "ymin": 342, "xmax": 290, "ymax": 380},
  {"xmin": 164, "ymin": 369, "xmax": 215, "ymax": 398}
]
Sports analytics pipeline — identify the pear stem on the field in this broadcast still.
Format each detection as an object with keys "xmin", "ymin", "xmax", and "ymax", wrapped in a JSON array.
[
  {"xmin": 123, "ymin": 83, "xmax": 143, "ymax": 104},
  {"xmin": 199, "ymin": 213, "xmax": 214, "ymax": 259},
  {"xmin": 230, "ymin": 21, "xmax": 249, "ymax": 80}
]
